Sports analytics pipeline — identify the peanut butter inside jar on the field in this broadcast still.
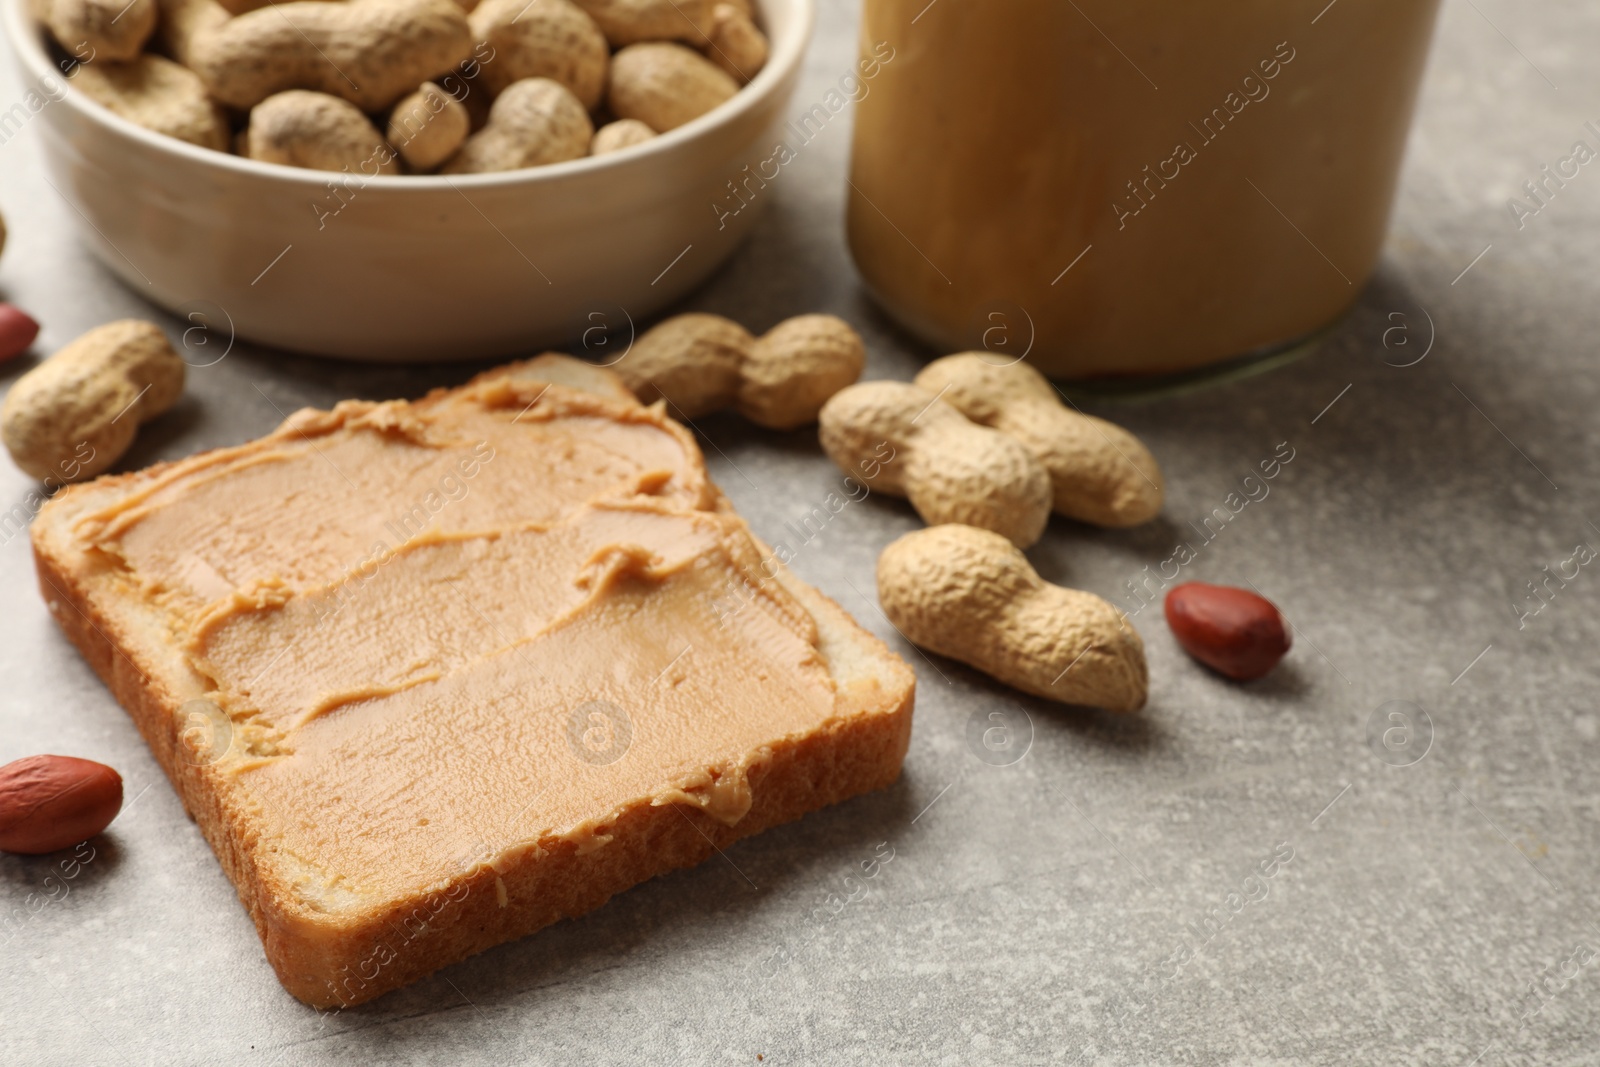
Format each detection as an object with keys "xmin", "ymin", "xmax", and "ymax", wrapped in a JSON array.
[{"xmin": 847, "ymin": 0, "xmax": 1444, "ymax": 380}]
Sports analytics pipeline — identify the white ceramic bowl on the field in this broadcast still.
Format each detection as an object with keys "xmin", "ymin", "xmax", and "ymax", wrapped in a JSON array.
[{"xmin": 4, "ymin": 0, "xmax": 813, "ymax": 360}]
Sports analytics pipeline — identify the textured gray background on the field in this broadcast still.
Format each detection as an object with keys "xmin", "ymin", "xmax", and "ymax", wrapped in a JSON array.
[{"xmin": 2, "ymin": 1, "xmax": 1598, "ymax": 1064}]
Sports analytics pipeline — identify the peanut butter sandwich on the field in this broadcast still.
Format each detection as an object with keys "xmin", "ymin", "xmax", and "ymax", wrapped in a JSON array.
[{"xmin": 30, "ymin": 355, "xmax": 915, "ymax": 1007}]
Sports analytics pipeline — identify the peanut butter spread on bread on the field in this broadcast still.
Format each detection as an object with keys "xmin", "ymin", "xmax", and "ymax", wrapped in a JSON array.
[{"xmin": 65, "ymin": 373, "xmax": 838, "ymax": 911}]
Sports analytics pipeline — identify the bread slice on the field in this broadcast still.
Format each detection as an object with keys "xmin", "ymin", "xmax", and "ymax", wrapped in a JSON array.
[{"xmin": 30, "ymin": 354, "xmax": 915, "ymax": 1008}]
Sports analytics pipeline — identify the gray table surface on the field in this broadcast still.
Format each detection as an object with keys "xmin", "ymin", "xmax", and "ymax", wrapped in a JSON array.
[{"xmin": 3, "ymin": 1, "xmax": 1599, "ymax": 1064}]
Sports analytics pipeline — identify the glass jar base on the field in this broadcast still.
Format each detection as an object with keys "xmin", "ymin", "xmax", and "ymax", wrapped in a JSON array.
[{"xmin": 1050, "ymin": 324, "xmax": 1336, "ymax": 404}]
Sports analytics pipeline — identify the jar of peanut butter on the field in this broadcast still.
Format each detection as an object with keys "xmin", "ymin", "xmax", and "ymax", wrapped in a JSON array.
[{"xmin": 847, "ymin": 0, "xmax": 1443, "ymax": 381}]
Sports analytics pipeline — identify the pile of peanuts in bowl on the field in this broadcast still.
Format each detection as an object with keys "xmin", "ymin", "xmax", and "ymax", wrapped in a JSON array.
[{"xmin": 34, "ymin": 0, "xmax": 769, "ymax": 174}]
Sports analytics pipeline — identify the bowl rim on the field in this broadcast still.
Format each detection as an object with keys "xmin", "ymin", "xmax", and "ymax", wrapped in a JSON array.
[{"xmin": 2, "ymin": 0, "xmax": 815, "ymax": 190}]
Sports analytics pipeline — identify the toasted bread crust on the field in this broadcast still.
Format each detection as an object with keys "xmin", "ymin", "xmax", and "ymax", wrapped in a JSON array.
[{"xmin": 30, "ymin": 372, "xmax": 915, "ymax": 1008}]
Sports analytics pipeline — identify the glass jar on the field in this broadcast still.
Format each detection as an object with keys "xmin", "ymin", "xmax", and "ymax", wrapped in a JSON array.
[{"xmin": 847, "ymin": 0, "xmax": 1443, "ymax": 381}]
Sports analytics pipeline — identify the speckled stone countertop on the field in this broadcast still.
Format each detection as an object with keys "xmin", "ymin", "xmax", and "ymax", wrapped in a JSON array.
[{"xmin": 2, "ymin": 1, "xmax": 1598, "ymax": 1063}]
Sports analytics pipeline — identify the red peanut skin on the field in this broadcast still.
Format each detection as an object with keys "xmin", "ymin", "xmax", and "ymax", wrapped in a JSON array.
[
  {"xmin": 0, "ymin": 304, "xmax": 39, "ymax": 362},
  {"xmin": 1164, "ymin": 582, "xmax": 1291, "ymax": 681},
  {"xmin": 0, "ymin": 755, "xmax": 123, "ymax": 854}
]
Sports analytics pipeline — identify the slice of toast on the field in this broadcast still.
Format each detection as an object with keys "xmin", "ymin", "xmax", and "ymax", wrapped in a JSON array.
[{"xmin": 30, "ymin": 355, "xmax": 915, "ymax": 1008}]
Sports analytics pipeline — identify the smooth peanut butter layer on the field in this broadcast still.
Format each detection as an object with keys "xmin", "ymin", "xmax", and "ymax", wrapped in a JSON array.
[
  {"xmin": 227, "ymin": 514, "xmax": 836, "ymax": 907},
  {"xmin": 189, "ymin": 506, "xmax": 764, "ymax": 733},
  {"xmin": 31, "ymin": 361, "xmax": 915, "ymax": 1005},
  {"xmin": 73, "ymin": 379, "xmax": 714, "ymax": 615}
]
